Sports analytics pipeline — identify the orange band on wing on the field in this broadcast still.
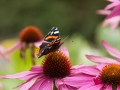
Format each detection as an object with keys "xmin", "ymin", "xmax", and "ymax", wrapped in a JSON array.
[
  {"xmin": 45, "ymin": 36, "xmax": 58, "ymax": 41},
  {"xmin": 35, "ymin": 47, "xmax": 40, "ymax": 56}
]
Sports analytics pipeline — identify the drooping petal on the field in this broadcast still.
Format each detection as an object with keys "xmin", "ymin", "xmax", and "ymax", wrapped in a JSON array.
[
  {"xmin": 97, "ymin": 10, "xmax": 111, "ymax": 15},
  {"xmin": 86, "ymin": 55, "xmax": 119, "ymax": 64},
  {"xmin": 105, "ymin": 85, "xmax": 112, "ymax": 90},
  {"xmin": 5, "ymin": 41, "xmax": 22, "ymax": 54},
  {"xmin": 29, "ymin": 77, "xmax": 53, "ymax": 90},
  {"xmin": 63, "ymin": 76, "xmax": 93, "ymax": 87},
  {"xmin": 106, "ymin": 5, "xmax": 120, "ymax": 18},
  {"xmin": 38, "ymin": 78, "xmax": 53, "ymax": 90},
  {"xmin": 0, "ymin": 45, "xmax": 10, "ymax": 61},
  {"xmin": 102, "ymin": 16, "xmax": 120, "ymax": 31},
  {"xmin": 83, "ymin": 84, "xmax": 103, "ymax": 90},
  {"xmin": 105, "ymin": 1, "xmax": 120, "ymax": 10},
  {"xmin": 102, "ymin": 40, "xmax": 120, "ymax": 59},
  {"xmin": 60, "ymin": 46, "xmax": 69, "ymax": 58},
  {"xmin": 0, "ymin": 71, "xmax": 36, "ymax": 79},
  {"xmin": 30, "ymin": 65, "xmax": 43, "ymax": 72},
  {"xmin": 78, "ymin": 82, "xmax": 95, "ymax": 90},
  {"xmin": 55, "ymin": 79, "xmax": 76, "ymax": 90},
  {"xmin": 14, "ymin": 76, "xmax": 40, "ymax": 90},
  {"xmin": 95, "ymin": 63, "xmax": 106, "ymax": 71},
  {"xmin": 34, "ymin": 40, "xmax": 44, "ymax": 48},
  {"xmin": 117, "ymin": 86, "xmax": 120, "ymax": 90}
]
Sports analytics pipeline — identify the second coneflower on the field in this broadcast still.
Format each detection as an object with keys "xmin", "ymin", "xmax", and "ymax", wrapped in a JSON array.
[
  {"xmin": 0, "ymin": 47, "xmax": 85, "ymax": 90},
  {"xmin": 77, "ymin": 63, "xmax": 120, "ymax": 90},
  {"xmin": 5, "ymin": 26, "xmax": 43, "ymax": 65}
]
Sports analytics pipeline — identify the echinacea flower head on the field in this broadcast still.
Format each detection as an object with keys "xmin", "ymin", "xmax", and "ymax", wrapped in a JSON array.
[
  {"xmin": 5, "ymin": 26, "xmax": 44, "ymax": 64},
  {"xmin": 77, "ymin": 63, "xmax": 120, "ymax": 90},
  {"xmin": 1, "ymin": 47, "xmax": 83, "ymax": 90},
  {"xmin": 97, "ymin": 0, "xmax": 120, "ymax": 31},
  {"xmin": 86, "ymin": 40, "xmax": 120, "ymax": 64}
]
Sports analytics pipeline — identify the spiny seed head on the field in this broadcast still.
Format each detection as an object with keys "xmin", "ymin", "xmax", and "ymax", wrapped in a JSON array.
[
  {"xmin": 19, "ymin": 26, "xmax": 43, "ymax": 43},
  {"xmin": 42, "ymin": 51, "xmax": 71, "ymax": 78},
  {"xmin": 99, "ymin": 64, "xmax": 120, "ymax": 85}
]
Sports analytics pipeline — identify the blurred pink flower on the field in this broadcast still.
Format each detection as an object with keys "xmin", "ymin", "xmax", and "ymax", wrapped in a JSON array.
[
  {"xmin": 5, "ymin": 26, "xmax": 44, "ymax": 64},
  {"xmin": 77, "ymin": 63, "xmax": 120, "ymax": 90},
  {"xmin": 0, "ymin": 47, "xmax": 85, "ymax": 90},
  {"xmin": 86, "ymin": 40, "xmax": 120, "ymax": 64},
  {"xmin": 97, "ymin": 0, "xmax": 120, "ymax": 31},
  {"xmin": 0, "ymin": 45, "xmax": 9, "ymax": 61}
]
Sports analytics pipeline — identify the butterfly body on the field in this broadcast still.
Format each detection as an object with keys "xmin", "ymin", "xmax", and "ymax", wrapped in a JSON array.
[{"xmin": 35, "ymin": 27, "xmax": 63, "ymax": 58}]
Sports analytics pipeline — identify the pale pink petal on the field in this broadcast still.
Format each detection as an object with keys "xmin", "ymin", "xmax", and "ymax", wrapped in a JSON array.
[
  {"xmin": 84, "ymin": 84, "xmax": 103, "ymax": 90},
  {"xmin": 97, "ymin": 10, "xmax": 111, "ymax": 15},
  {"xmin": 38, "ymin": 78, "xmax": 53, "ymax": 90},
  {"xmin": 78, "ymin": 82, "xmax": 95, "ymax": 90},
  {"xmin": 5, "ymin": 41, "xmax": 22, "ymax": 54},
  {"xmin": 105, "ymin": 85, "xmax": 112, "ymax": 90},
  {"xmin": 29, "ymin": 77, "xmax": 53, "ymax": 90},
  {"xmin": 102, "ymin": 40, "xmax": 120, "ymax": 59},
  {"xmin": 60, "ymin": 46, "xmax": 69, "ymax": 58},
  {"xmin": 117, "ymin": 86, "xmax": 120, "ymax": 90},
  {"xmin": 15, "ymin": 76, "xmax": 40, "ymax": 90},
  {"xmin": 34, "ymin": 40, "xmax": 44, "ymax": 48},
  {"xmin": 70, "ymin": 65, "xmax": 90, "ymax": 76},
  {"xmin": 107, "ymin": 0, "xmax": 119, "ymax": 2},
  {"xmin": 105, "ymin": 1, "xmax": 120, "ymax": 10},
  {"xmin": 55, "ymin": 79, "xmax": 76, "ymax": 90},
  {"xmin": 106, "ymin": 5, "xmax": 120, "ymax": 18},
  {"xmin": 63, "ymin": 76, "xmax": 93, "ymax": 87},
  {"xmin": 102, "ymin": 16, "xmax": 120, "ymax": 31},
  {"xmin": 86, "ymin": 55, "xmax": 119, "ymax": 64},
  {"xmin": 96, "ymin": 63, "xmax": 106, "ymax": 71},
  {"xmin": 30, "ymin": 66, "xmax": 43, "ymax": 72},
  {"xmin": 77, "ymin": 66, "xmax": 99, "ymax": 76},
  {"xmin": 1, "ymin": 71, "xmax": 36, "ymax": 79},
  {"xmin": 0, "ymin": 45, "xmax": 10, "ymax": 61}
]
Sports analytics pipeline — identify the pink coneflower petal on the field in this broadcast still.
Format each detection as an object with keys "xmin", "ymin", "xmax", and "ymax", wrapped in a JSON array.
[
  {"xmin": 15, "ymin": 76, "xmax": 39, "ymax": 90},
  {"xmin": 97, "ymin": 10, "xmax": 111, "ymax": 15},
  {"xmin": 78, "ymin": 66, "xmax": 99, "ymax": 76},
  {"xmin": 105, "ymin": 85, "xmax": 112, "ymax": 90},
  {"xmin": 60, "ymin": 46, "xmax": 69, "ymax": 58},
  {"xmin": 1, "ymin": 71, "xmax": 37, "ymax": 79},
  {"xmin": 106, "ymin": 5, "xmax": 120, "ymax": 18},
  {"xmin": 5, "ymin": 41, "xmax": 22, "ymax": 54},
  {"xmin": 29, "ymin": 77, "xmax": 53, "ymax": 90},
  {"xmin": 34, "ymin": 40, "xmax": 44, "ymax": 48},
  {"xmin": 86, "ymin": 55, "xmax": 119, "ymax": 64},
  {"xmin": 30, "ymin": 66, "xmax": 43, "ymax": 72},
  {"xmin": 78, "ymin": 82, "xmax": 95, "ymax": 90},
  {"xmin": 63, "ymin": 76, "xmax": 93, "ymax": 87},
  {"xmin": 82, "ymin": 84, "xmax": 103, "ymax": 90},
  {"xmin": 105, "ymin": 1, "xmax": 120, "ymax": 10},
  {"xmin": 55, "ymin": 79, "xmax": 76, "ymax": 90},
  {"xmin": 102, "ymin": 40, "xmax": 120, "ymax": 59},
  {"xmin": 102, "ymin": 16, "xmax": 120, "ymax": 31},
  {"xmin": 107, "ymin": 0, "xmax": 119, "ymax": 2},
  {"xmin": 117, "ymin": 86, "xmax": 120, "ymax": 90}
]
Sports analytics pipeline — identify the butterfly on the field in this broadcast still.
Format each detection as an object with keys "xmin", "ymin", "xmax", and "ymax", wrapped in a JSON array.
[{"xmin": 35, "ymin": 27, "xmax": 64, "ymax": 58}]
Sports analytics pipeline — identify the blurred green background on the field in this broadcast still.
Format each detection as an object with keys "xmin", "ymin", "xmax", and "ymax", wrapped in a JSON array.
[
  {"xmin": 1, "ymin": 0, "xmax": 120, "ymax": 90},
  {"xmin": 0, "ymin": 0, "xmax": 107, "ymax": 42}
]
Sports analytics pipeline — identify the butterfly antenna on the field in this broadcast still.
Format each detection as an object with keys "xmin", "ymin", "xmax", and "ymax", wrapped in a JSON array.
[{"xmin": 62, "ymin": 35, "xmax": 69, "ymax": 42}]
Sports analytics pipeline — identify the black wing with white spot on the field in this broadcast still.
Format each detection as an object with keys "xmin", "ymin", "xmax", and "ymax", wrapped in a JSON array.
[{"xmin": 44, "ymin": 27, "xmax": 60, "ymax": 42}]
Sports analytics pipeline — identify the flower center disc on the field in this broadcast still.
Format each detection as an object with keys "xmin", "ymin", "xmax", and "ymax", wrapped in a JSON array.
[
  {"xmin": 19, "ymin": 26, "xmax": 43, "ymax": 43},
  {"xmin": 99, "ymin": 64, "xmax": 120, "ymax": 85},
  {"xmin": 42, "ymin": 51, "xmax": 71, "ymax": 78}
]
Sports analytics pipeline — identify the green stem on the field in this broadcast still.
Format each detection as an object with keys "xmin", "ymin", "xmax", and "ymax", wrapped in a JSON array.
[
  {"xmin": 53, "ymin": 80, "xmax": 58, "ymax": 90},
  {"xmin": 112, "ymin": 85, "xmax": 117, "ymax": 90}
]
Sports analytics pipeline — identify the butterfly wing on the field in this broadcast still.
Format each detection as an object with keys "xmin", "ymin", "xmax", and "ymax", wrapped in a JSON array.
[{"xmin": 44, "ymin": 27, "xmax": 60, "ymax": 42}]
